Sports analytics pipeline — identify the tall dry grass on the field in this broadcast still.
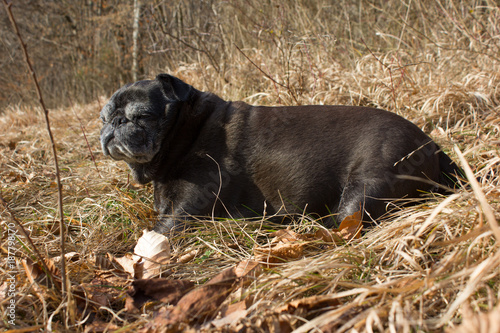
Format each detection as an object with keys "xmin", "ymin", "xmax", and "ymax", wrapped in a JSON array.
[{"xmin": 1, "ymin": 0, "xmax": 500, "ymax": 331}]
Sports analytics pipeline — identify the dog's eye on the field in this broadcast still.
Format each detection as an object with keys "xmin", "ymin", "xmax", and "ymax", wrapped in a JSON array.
[{"xmin": 135, "ymin": 114, "xmax": 152, "ymax": 121}]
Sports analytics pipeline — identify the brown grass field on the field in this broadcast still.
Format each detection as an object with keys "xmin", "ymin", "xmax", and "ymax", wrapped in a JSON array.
[{"xmin": 1, "ymin": 0, "xmax": 500, "ymax": 332}]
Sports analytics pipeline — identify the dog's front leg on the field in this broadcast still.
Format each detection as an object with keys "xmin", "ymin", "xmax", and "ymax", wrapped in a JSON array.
[{"xmin": 152, "ymin": 179, "xmax": 225, "ymax": 235}]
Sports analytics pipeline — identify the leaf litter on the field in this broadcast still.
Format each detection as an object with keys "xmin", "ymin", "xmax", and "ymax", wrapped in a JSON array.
[
  {"xmin": 81, "ymin": 212, "xmax": 356, "ymax": 332},
  {"xmin": 89, "ymin": 214, "xmax": 359, "ymax": 331},
  {"xmin": 15, "ymin": 209, "xmax": 363, "ymax": 331}
]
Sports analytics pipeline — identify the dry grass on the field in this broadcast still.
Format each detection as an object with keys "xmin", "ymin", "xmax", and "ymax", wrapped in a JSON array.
[{"xmin": 1, "ymin": 0, "xmax": 500, "ymax": 332}]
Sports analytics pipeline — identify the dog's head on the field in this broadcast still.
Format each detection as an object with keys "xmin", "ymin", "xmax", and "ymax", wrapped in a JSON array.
[{"xmin": 100, "ymin": 74, "xmax": 193, "ymax": 183}]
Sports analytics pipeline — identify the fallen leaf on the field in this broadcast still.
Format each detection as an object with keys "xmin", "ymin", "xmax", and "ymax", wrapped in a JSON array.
[
  {"xmin": 0, "ymin": 282, "xmax": 7, "ymax": 301},
  {"xmin": 253, "ymin": 229, "xmax": 310, "ymax": 266},
  {"xmin": 180, "ymin": 266, "xmax": 237, "ymax": 311},
  {"xmin": 76, "ymin": 270, "xmax": 131, "ymax": 318},
  {"xmin": 22, "ymin": 258, "xmax": 61, "ymax": 289},
  {"xmin": 211, "ymin": 308, "xmax": 248, "ymax": 328},
  {"xmin": 108, "ymin": 252, "xmax": 137, "ymax": 277},
  {"xmin": 174, "ymin": 261, "xmax": 260, "ymax": 320},
  {"xmin": 134, "ymin": 230, "xmax": 171, "ymax": 279},
  {"xmin": 234, "ymin": 259, "xmax": 262, "ymax": 279},
  {"xmin": 100, "ymin": 230, "xmax": 172, "ymax": 280},
  {"xmin": 94, "ymin": 254, "xmax": 114, "ymax": 270},
  {"xmin": 126, "ymin": 278, "xmax": 195, "ymax": 312},
  {"xmin": 315, "ymin": 210, "xmax": 363, "ymax": 245},
  {"xmin": 213, "ymin": 297, "xmax": 254, "ymax": 328},
  {"xmin": 221, "ymin": 298, "xmax": 252, "ymax": 317},
  {"xmin": 176, "ymin": 249, "xmax": 199, "ymax": 264},
  {"xmin": 93, "ymin": 268, "xmax": 132, "ymax": 285},
  {"xmin": 314, "ymin": 228, "xmax": 341, "ymax": 243},
  {"xmin": 83, "ymin": 320, "xmax": 120, "ymax": 333},
  {"xmin": 276, "ymin": 295, "xmax": 341, "ymax": 314},
  {"xmin": 333, "ymin": 210, "xmax": 363, "ymax": 241},
  {"xmin": 140, "ymin": 306, "xmax": 195, "ymax": 333},
  {"xmin": 52, "ymin": 251, "xmax": 80, "ymax": 264},
  {"xmin": 134, "ymin": 260, "xmax": 145, "ymax": 280},
  {"xmin": 148, "ymin": 266, "xmax": 237, "ymax": 326},
  {"xmin": 134, "ymin": 230, "xmax": 171, "ymax": 260},
  {"xmin": 254, "ymin": 242, "xmax": 305, "ymax": 266},
  {"xmin": 148, "ymin": 260, "xmax": 262, "ymax": 327},
  {"xmin": 270, "ymin": 228, "xmax": 305, "ymax": 243}
]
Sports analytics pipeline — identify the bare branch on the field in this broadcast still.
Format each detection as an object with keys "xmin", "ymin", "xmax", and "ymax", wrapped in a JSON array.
[
  {"xmin": 2, "ymin": 0, "xmax": 72, "ymax": 325},
  {"xmin": 0, "ymin": 194, "xmax": 55, "ymax": 287}
]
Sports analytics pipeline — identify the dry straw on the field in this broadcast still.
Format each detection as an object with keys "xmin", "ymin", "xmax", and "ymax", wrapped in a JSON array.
[{"xmin": 1, "ymin": 0, "xmax": 499, "ymax": 332}]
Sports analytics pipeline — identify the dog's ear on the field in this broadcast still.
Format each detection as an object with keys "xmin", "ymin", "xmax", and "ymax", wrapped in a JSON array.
[{"xmin": 156, "ymin": 74, "xmax": 193, "ymax": 102}]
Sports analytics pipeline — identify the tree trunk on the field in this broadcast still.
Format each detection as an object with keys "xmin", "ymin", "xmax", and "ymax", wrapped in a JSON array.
[{"xmin": 132, "ymin": 0, "xmax": 140, "ymax": 82}]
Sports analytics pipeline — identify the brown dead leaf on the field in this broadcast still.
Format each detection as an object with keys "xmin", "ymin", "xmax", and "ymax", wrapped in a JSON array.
[
  {"xmin": 22, "ymin": 257, "xmax": 61, "ymax": 289},
  {"xmin": 148, "ymin": 260, "xmax": 262, "ymax": 326},
  {"xmin": 21, "ymin": 258, "xmax": 58, "ymax": 319},
  {"xmin": 270, "ymin": 228, "xmax": 305, "ymax": 243},
  {"xmin": 93, "ymin": 269, "xmax": 130, "ymax": 286},
  {"xmin": 213, "ymin": 296, "xmax": 255, "ymax": 328},
  {"xmin": 149, "ymin": 266, "xmax": 238, "ymax": 326},
  {"xmin": 234, "ymin": 259, "xmax": 262, "ymax": 279},
  {"xmin": 176, "ymin": 249, "xmax": 199, "ymax": 264},
  {"xmin": 273, "ymin": 295, "xmax": 345, "ymax": 333},
  {"xmin": 51, "ymin": 251, "xmax": 80, "ymax": 264},
  {"xmin": 221, "ymin": 298, "xmax": 252, "ymax": 317},
  {"xmin": 276, "ymin": 295, "xmax": 341, "ymax": 315},
  {"xmin": 101, "ymin": 230, "xmax": 171, "ymax": 280},
  {"xmin": 315, "ymin": 210, "xmax": 363, "ymax": 245},
  {"xmin": 254, "ymin": 229, "xmax": 309, "ymax": 266},
  {"xmin": 134, "ymin": 260, "xmax": 145, "ymax": 280},
  {"xmin": 211, "ymin": 308, "xmax": 248, "ymax": 328},
  {"xmin": 334, "ymin": 210, "xmax": 363, "ymax": 241},
  {"xmin": 108, "ymin": 252, "xmax": 137, "ymax": 277},
  {"xmin": 140, "ymin": 306, "xmax": 195, "ymax": 333},
  {"xmin": 73, "ymin": 269, "xmax": 131, "ymax": 322},
  {"xmin": 254, "ymin": 242, "xmax": 305, "ymax": 266},
  {"xmin": 76, "ymin": 272, "xmax": 131, "ymax": 317},
  {"xmin": 83, "ymin": 320, "xmax": 120, "ymax": 333},
  {"xmin": 314, "ymin": 228, "xmax": 341, "ymax": 243},
  {"xmin": 94, "ymin": 254, "xmax": 114, "ymax": 270},
  {"xmin": 211, "ymin": 300, "xmax": 249, "ymax": 328},
  {"xmin": 126, "ymin": 278, "xmax": 195, "ymax": 312},
  {"xmin": 91, "ymin": 277, "xmax": 126, "ymax": 303},
  {"xmin": 253, "ymin": 211, "xmax": 362, "ymax": 267}
]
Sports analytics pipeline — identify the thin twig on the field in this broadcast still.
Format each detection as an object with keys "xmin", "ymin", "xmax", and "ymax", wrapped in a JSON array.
[
  {"xmin": 234, "ymin": 43, "xmax": 287, "ymax": 90},
  {"xmin": 68, "ymin": 97, "xmax": 102, "ymax": 178},
  {"xmin": 2, "ymin": 0, "xmax": 70, "ymax": 322},
  {"xmin": 149, "ymin": 9, "xmax": 221, "ymax": 73},
  {"xmin": 360, "ymin": 38, "xmax": 398, "ymax": 109},
  {"xmin": 0, "ymin": 194, "xmax": 55, "ymax": 286}
]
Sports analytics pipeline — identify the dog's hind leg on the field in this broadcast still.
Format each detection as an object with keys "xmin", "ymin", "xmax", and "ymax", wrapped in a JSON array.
[{"xmin": 334, "ymin": 179, "xmax": 390, "ymax": 228}]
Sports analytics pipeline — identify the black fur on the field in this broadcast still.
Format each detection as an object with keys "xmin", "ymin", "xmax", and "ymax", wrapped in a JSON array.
[{"xmin": 100, "ymin": 74, "xmax": 461, "ymax": 233}]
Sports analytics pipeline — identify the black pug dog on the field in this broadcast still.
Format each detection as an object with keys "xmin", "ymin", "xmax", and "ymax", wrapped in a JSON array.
[{"xmin": 100, "ymin": 74, "xmax": 460, "ymax": 233}]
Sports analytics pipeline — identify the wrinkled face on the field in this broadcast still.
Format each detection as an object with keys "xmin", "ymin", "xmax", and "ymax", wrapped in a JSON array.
[{"xmin": 100, "ymin": 80, "xmax": 169, "ymax": 165}]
